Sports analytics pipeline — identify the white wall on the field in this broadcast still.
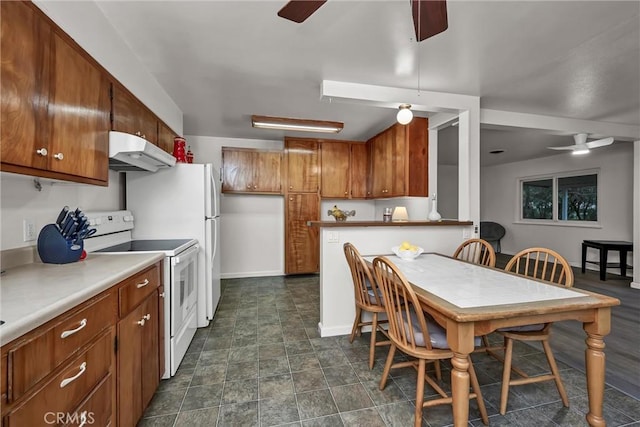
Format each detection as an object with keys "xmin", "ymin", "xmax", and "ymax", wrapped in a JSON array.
[
  {"xmin": 0, "ymin": 172, "xmax": 122, "ymax": 250},
  {"xmin": 186, "ymin": 135, "xmax": 285, "ymax": 278},
  {"xmin": 481, "ymin": 143, "xmax": 634, "ymax": 267}
]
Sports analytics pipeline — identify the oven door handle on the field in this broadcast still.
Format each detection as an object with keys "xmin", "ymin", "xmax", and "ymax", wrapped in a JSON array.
[{"xmin": 173, "ymin": 244, "xmax": 199, "ymax": 265}]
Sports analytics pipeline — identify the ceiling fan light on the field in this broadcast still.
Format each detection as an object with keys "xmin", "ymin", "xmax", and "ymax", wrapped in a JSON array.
[
  {"xmin": 397, "ymin": 104, "xmax": 413, "ymax": 125},
  {"xmin": 572, "ymin": 148, "xmax": 590, "ymax": 155}
]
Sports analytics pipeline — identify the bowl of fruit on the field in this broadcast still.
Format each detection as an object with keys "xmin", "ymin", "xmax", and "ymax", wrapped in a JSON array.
[{"xmin": 391, "ymin": 241, "xmax": 424, "ymax": 261}]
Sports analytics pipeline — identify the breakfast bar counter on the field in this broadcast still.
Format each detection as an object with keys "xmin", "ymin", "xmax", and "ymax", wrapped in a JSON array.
[
  {"xmin": 308, "ymin": 219, "xmax": 473, "ymax": 227},
  {"xmin": 311, "ymin": 219, "xmax": 476, "ymax": 337}
]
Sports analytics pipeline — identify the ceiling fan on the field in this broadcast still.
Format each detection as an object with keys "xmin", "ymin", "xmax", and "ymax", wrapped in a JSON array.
[
  {"xmin": 548, "ymin": 133, "xmax": 614, "ymax": 154},
  {"xmin": 277, "ymin": 0, "xmax": 448, "ymax": 42}
]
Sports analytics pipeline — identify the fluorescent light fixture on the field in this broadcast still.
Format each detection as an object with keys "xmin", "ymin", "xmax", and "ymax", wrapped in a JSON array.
[
  {"xmin": 251, "ymin": 115, "xmax": 343, "ymax": 133},
  {"xmin": 572, "ymin": 149, "xmax": 590, "ymax": 155}
]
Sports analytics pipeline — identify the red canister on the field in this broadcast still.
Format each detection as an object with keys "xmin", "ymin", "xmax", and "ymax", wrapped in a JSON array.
[
  {"xmin": 186, "ymin": 146, "xmax": 194, "ymax": 164},
  {"xmin": 173, "ymin": 137, "xmax": 187, "ymax": 163}
]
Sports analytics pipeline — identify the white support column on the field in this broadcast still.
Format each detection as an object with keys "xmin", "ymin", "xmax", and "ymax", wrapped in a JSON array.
[
  {"xmin": 428, "ymin": 129, "xmax": 439, "ymax": 197},
  {"xmin": 457, "ymin": 107, "xmax": 481, "ymax": 230},
  {"xmin": 632, "ymin": 140, "xmax": 640, "ymax": 289}
]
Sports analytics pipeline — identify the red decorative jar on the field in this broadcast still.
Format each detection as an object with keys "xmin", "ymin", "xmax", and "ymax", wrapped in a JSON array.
[
  {"xmin": 173, "ymin": 137, "xmax": 187, "ymax": 163},
  {"xmin": 186, "ymin": 146, "xmax": 194, "ymax": 164}
]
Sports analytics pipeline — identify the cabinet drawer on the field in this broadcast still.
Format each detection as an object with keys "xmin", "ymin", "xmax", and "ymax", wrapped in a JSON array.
[
  {"xmin": 119, "ymin": 263, "xmax": 160, "ymax": 316},
  {"xmin": 54, "ymin": 292, "xmax": 117, "ymax": 367},
  {"xmin": 5, "ymin": 328, "xmax": 114, "ymax": 427},
  {"xmin": 7, "ymin": 292, "xmax": 116, "ymax": 402},
  {"xmin": 64, "ymin": 373, "xmax": 113, "ymax": 427}
]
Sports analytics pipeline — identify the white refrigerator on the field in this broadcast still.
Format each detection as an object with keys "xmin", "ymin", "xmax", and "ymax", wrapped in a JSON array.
[{"xmin": 126, "ymin": 163, "xmax": 221, "ymax": 327}]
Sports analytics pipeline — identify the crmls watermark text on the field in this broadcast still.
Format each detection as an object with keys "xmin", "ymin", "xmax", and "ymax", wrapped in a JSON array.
[{"xmin": 44, "ymin": 411, "xmax": 95, "ymax": 425}]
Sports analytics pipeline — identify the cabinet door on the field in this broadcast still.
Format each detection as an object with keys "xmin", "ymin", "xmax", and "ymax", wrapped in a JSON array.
[
  {"xmin": 222, "ymin": 148, "xmax": 254, "ymax": 192},
  {"xmin": 350, "ymin": 143, "xmax": 368, "ymax": 199},
  {"xmin": 112, "ymin": 85, "xmax": 157, "ymax": 144},
  {"xmin": 0, "ymin": 1, "xmax": 51, "ymax": 171},
  {"xmin": 388, "ymin": 124, "xmax": 407, "ymax": 197},
  {"xmin": 253, "ymin": 150, "xmax": 282, "ymax": 193},
  {"xmin": 285, "ymin": 193, "xmax": 320, "ymax": 274},
  {"xmin": 117, "ymin": 303, "xmax": 143, "ymax": 427},
  {"xmin": 140, "ymin": 291, "xmax": 160, "ymax": 410},
  {"xmin": 49, "ymin": 32, "xmax": 110, "ymax": 182},
  {"xmin": 320, "ymin": 142, "xmax": 350, "ymax": 198},
  {"xmin": 369, "ymin": 131, "xmax": 393, "ymax": 197},
  {"xmin": 286, "ymin": 139, "xmax": 319, "ymax": 193},
  {"xmin": 158, "ymin": 122, "xmax": 176, "ymax": 154}
]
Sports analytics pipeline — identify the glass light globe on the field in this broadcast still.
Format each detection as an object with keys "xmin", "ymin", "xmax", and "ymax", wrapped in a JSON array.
[{"xmin": 396, "ymin": 105, "xmax": 413, "ymax": 125}]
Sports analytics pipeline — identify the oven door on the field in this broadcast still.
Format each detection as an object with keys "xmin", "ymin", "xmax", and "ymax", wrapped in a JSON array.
[{"xmin": 170, "ymin": 244, "xmax": 199, "ymax": 336}]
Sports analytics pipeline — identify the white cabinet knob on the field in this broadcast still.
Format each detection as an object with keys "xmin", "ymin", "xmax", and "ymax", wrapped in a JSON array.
[
  {"xmin": 53, "ymin": 153, "xmax": 64, "ymax": 160},
  {"xmin": 36, "ymin": 148, "xmax": 48, "ymax": 156}
]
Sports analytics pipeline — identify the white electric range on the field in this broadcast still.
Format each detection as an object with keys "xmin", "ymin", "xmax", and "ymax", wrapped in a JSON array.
[{"xmin": 84, "ymin": 210, "xmax": 198, "ymax": 379}]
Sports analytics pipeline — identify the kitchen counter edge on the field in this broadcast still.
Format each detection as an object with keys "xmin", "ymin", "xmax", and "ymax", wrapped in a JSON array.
[
  {"xmin": 307, "ymin": 220, "xmax": 473, "ymax": 227},
  {"xmin": 0, "ymin": 252, "xmax": 164, "ymax": 346}
]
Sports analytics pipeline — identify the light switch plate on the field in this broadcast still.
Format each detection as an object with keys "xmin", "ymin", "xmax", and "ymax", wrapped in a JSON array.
[
  {"xmin": 462, "ymin": 228, "xmax": 471, "ymax": 239},
  {"xmin": 328, "ymin": 231, "xmax": 340, "ymax": 243}
]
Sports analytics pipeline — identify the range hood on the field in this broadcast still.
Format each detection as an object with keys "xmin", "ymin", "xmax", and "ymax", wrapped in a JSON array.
[{"xmin": 108, "ymin": 131, "xmax": 176, "ymax": 172}]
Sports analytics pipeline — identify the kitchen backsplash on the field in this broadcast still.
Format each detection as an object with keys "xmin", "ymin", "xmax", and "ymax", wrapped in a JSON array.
[{"xmin": 0, "ymin": 171, "xmax": 123, "ymax": 251}]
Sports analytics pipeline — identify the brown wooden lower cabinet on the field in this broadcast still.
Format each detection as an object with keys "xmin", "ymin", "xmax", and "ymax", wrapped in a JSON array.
[
  {"xmin": 0, "ymin": 261, "xmax": 163, "ymax": 427},
  {"xmin": 285, "ymin": 193, "xmax": 320, "ymax": 274}
]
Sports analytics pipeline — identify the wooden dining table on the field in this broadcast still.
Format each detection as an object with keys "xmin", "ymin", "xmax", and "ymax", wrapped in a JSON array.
[{"xmin": 363, "ymin": 253, "xmax": 620, "ymax": 427}]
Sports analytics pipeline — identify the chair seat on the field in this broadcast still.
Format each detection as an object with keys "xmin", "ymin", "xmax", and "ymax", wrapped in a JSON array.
[
  {"xmin": 405, "ymin": 309, "xmax": 481, "ymax": 349},
  {"xmin": 498, "ymin": 323, "xmax": 545, "ymax": 333}
]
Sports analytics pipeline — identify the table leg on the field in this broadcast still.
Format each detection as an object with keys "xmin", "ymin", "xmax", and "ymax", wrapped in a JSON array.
[
  {"xmin": 582, "ymin": 243, "xmax": 588, "ymax": 273},
  {"xmin": 447, "ymin": 322, "xmax": 475, "ymax": 427},
  {"xmin": 583, "ymin": 308, "xmax": 611, "ymax": 427},
  {"xmin": 620, "ymin": 250, "xmax": 628, "ymax": 277},
  {"xmin": 599, "ymin": 247, "xmax": 608, "ymax": 281}
]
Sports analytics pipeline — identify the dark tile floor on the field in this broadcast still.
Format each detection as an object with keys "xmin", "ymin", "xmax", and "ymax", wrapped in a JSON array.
[{"xmin": 139, "ymin": 275, "xmax": 640, "ymax": 427}]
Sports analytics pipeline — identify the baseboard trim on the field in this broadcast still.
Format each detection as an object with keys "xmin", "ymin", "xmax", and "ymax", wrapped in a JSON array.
[
  {"xmin": 631, "ymin": 281, "xmax": 640, "ymax": 290},
  {"xmin": 318, "ymin": 322, "xmax": 353, "ymax": 337},
  {"xmin": 221, "ymin": 270, "xmax": 283, "ymax": 279}
]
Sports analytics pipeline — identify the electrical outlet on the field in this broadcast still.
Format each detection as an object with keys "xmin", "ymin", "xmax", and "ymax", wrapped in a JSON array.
[{"xmin": 23, "ymin": 219, "xmax": 37, "ymax": 242}]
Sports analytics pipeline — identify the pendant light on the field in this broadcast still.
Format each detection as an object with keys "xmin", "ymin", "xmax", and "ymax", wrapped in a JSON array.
[{"xmin": 397, "ymin": 104, "xmax": 413, "ymax": 125}]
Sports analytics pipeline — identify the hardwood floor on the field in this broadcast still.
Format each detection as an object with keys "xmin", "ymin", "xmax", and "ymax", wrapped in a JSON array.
[{"xmin": 495, "ymin": 253, "xmax": 640, "ymax": 399}]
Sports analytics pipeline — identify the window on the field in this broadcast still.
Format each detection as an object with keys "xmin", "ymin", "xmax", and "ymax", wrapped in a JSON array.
[{"xmin": 520, "ymin": 172, "xmax": 598, "ymax": 223}]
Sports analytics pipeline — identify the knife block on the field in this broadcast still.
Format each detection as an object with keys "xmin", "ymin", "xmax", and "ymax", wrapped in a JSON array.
[{"xmin": 37, "ymin": 224, "xmax": 83, "ymax": 264}]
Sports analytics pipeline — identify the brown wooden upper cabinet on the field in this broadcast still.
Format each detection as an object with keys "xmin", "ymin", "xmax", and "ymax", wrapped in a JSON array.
[
  {"xmin": 112, "ymin": 84, "xmax": 158, "ymax": 145},
  {"xmin": 221, "ymin": 147, "xmax": 282, "ymax": 194},
  {"xmin": 0, "ymin": 1, "xmax": 110, "ymax": 186},
  {"xmin": 368, "ymin": 118, "xmax": 428, "ymax": 198},
  {"xmin": 285, "ymin": 138, "xmax": 319, "ymax": 193},
  {"xmin": 320, "ymin": 141, "xmax": 368, "ymax": 199}
]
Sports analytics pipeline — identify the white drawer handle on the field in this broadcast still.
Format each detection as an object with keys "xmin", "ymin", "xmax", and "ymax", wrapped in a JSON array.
[
  {"xmin": 60, "ymin": 362, "xmax": 87, "ymax": 388},
  {"xmin": 61, "ymin": 318, "xmax": 87, "ymax": 339},
  {"xmin": 136, "ymin": 279, "xmax": 150, "ymax": 288},
  {"xmin": 143, "ymin": 314, "xmax": 151, "ymax": 321}
]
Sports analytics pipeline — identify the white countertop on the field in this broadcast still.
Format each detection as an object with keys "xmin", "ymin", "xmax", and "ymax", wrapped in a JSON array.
[
  {"xmin": 364, "ymin": 253, "xmax": 585, "ymax": 308},
  {"xmin": 0, "ymin": 252, "xmax": 164, "ymax": 346}
]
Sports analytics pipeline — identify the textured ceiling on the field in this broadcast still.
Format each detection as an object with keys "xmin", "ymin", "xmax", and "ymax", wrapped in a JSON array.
[{"xmin": 95, "ymin": 0, "xmax": 640, "ymax": 164}]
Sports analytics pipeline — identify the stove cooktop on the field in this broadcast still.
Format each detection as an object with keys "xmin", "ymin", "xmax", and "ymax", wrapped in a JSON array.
[{"xmin": 95, "ymin": 239, "xmax": 195, "ymax": 253}]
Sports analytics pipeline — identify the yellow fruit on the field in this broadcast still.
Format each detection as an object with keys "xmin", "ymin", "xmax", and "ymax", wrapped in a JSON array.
[{"xmin": 400, "ymin": 241, "xmax": 411, "ymax": 250}]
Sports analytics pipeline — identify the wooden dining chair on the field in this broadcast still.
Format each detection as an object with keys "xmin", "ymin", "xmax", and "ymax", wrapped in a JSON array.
[
  {"xmin": 372, "ymin": 256, "xmax": 489, "ymax": 427},
  {"xmin": 498, "ymin": 247, "xmax": 574, "ymax": 415},
  {"xmin": 453, "ymin": 238, "xmax": 496, "ymax": 267},
  {"xmin": 343, "ymin": 242, "xmax": 390, "ymax": 369}
]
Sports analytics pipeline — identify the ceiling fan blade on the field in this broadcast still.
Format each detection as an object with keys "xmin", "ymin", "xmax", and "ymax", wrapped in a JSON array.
[
  {"xmin": 585, "ymin": 137, "xmax": 614, "ymax": 149},
  {"xmin": 411, "ymin": 0, "xmax": 448, "ymax": 41},
  {"xmin": 278, "ymin": 0, "xmax": 327, "ymax": 23},
  {"xmin": 548, "ymin": 145, "xmax": 579, "ymax": 151}
]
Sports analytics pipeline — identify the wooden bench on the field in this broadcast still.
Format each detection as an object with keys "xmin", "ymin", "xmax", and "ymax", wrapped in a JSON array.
[{"xmin": 581, "ymin": 240, "xmax": 633, "ymax": 281}]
